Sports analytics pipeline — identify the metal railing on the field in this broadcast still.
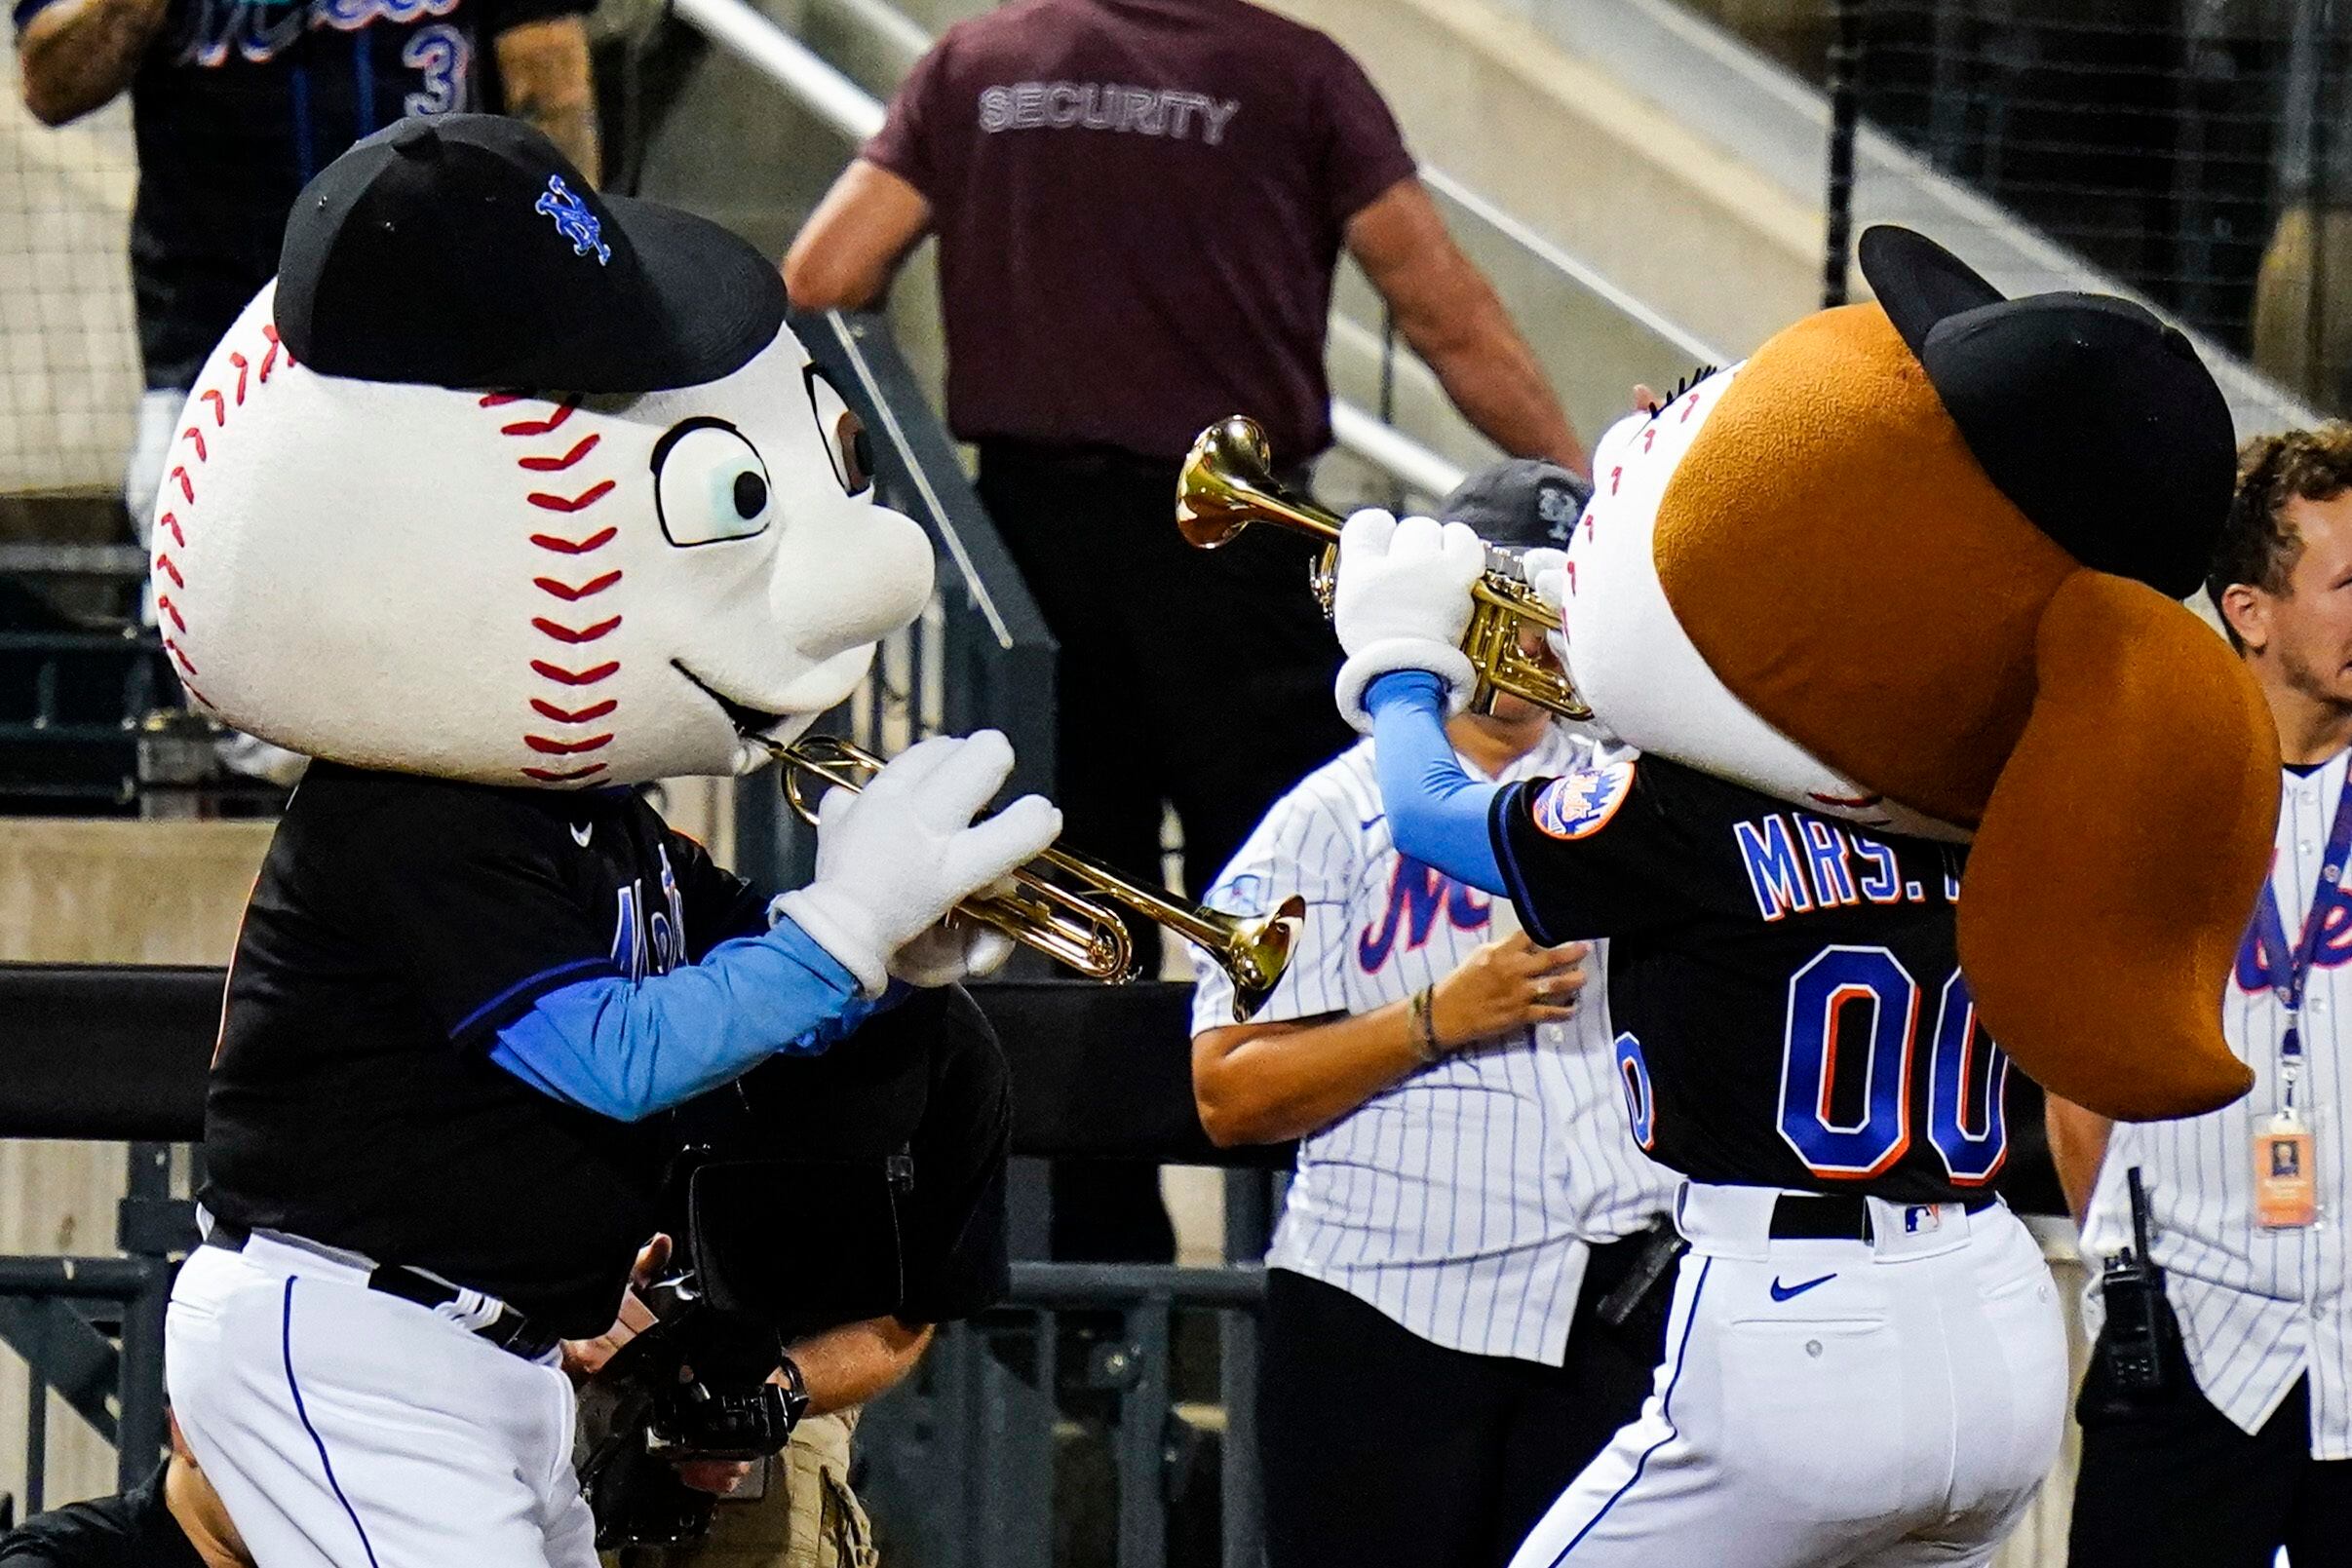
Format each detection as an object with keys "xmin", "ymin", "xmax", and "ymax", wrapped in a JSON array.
[{"xmin": 0, "ymin": 1143, "xmax": 177, "ymax": 1515}]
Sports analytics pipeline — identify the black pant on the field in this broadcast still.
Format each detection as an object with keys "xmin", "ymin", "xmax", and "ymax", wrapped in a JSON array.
[
  {"xmin": 1256, "ymin": 1267, "xmax": 1660, "ymax": 1568},
  {"xmin": 977, "ymin": 442, "xmax": 1355, "ymax": 1264},
  {"xmin": 2069, "ymin": 1334, "xmax": 2352, "ymax": 1568},
  {"xmin": 975, "ymin": 441, "xmax": 1354, "ymax": 908}
]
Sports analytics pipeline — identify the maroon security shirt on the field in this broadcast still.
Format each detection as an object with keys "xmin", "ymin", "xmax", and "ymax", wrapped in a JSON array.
[{"xmin": 863, "ymin": 0, "xmax": 1417, "ymax": 466}]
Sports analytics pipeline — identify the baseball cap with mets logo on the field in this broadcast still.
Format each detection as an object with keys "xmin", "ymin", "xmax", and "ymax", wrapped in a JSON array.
[{"xmin": 274, "ymin": 114, "xmax": 787, "ymax": 396}]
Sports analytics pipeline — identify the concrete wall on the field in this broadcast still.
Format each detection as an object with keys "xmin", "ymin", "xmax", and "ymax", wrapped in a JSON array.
[{"xmin": 0, "ymin": 818, "xmax": 271, "ymax": 1509}]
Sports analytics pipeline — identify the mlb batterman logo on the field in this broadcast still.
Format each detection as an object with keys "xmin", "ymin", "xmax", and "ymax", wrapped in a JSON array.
[
  {"xmin": 1532, "ymin": 760, "xmax": 1636, "ymax": 841},
  {"xmin": 535, "ymin": 175, "xmax": 610, "ymax": 266}
]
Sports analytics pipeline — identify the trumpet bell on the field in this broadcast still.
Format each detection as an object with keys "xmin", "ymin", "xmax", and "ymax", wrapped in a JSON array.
[{"xmin": 1177, "ymin": 416, "xmax": 1342, "ymax": 550}]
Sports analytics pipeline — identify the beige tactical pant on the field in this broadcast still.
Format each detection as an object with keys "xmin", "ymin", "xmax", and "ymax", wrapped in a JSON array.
[{"xmin": 603, "ymin": 1411, "xmax": 877, "ymax": 1568}]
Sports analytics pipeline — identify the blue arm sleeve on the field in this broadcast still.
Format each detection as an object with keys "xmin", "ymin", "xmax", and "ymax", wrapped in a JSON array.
[
  {"xmin": 487, "ymin": 916, "xmax": 892, "ymax": 1122},
  {"xmin": 1367, "ymin": 671, "xmax": 1509, "ymax": 896}
]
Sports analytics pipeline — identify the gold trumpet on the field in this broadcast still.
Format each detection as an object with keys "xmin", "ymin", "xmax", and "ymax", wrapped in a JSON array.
[
  {"xmin": 1177, "ymin": 415, "xmax": 1591, "ymax": 722},
  {"xmin": 764, "ymin": 733, "xmax": 1305, "ymax": 1021}
]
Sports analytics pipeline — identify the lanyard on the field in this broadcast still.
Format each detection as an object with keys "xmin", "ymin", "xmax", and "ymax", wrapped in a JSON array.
[{"xmin": 2249, "ymin": 770, "xmax": 2352, "ymax": 1110}]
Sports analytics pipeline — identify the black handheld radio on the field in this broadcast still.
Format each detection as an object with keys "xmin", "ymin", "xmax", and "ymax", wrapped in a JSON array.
[{"xmin": 2096, "ymin": 1166, "xmax": 2171, "ymax": 1393}]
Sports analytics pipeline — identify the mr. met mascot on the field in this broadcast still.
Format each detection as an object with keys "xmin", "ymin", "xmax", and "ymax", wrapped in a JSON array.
[{"xmin": 156, "ymin": 116, "xmax": 1058, "ymax": 1567}]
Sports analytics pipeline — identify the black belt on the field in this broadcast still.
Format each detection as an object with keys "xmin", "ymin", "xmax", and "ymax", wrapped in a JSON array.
[
  {"xmin": 1767, "ymin": 1192, "xmax": 1999, "ymax": 1243},
  {"xmin": 204, "ymin": 1220, "xmax": 559, "ymax": 1362}
]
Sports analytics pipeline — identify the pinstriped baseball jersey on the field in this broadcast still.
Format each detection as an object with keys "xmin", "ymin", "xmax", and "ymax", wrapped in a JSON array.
[
  {"xmin": 1190, "ymin": 731, "xmax": 1676, "ymax": 1365},
  {"xmin": 2082, "ymin": 747, "xmax": 2352, "ymax": 1458}
]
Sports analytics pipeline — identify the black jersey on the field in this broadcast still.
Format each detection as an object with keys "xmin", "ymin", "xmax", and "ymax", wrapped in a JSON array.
[
  {"xmin": 0, "ymin": 1461, "xmax": 199, "ymax": 1568},
  {"xmin": 5, "ymin": 0, "xmax": 587, "ymax": 392},
  {"xmin": 201, "ymin": 762, "xmax": 771, "ymax": 1337},
  {"xmin": 1490, "ymin": 754, "xmax": 2010, "ymax": 1205}
]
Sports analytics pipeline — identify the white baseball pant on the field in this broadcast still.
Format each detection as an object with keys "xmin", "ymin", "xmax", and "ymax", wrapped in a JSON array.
[
  {"xmin": 166, "ymin": 1231, "xmax": 599, "ymax": 1568},
  {"xmin": 1510, "ymin": 1184, "xmax": 2068, "ymax": 1568}
]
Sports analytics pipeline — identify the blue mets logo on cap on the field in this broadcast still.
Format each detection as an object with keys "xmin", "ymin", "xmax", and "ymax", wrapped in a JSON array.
[
  {"xmin": 1532, "ymin": 760, "xmax": 1635, "ymax": 841},
  {"xmin": 534, "ymin": 175, "xmax": 610, "ymax": 266}
]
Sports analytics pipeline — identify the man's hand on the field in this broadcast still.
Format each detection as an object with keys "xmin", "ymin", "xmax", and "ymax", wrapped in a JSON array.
[
  {"xmin": 1431, "ymin": 931, "xmax": 1587, "ymax": 1050},
  {"xmin": 1331, "ymin": 509, "xmax": 1484, "ymax": 732},
  {"xmin": 783, "ymin": 160, "xmax": 933, "ymax": 312},
  {"xmin": 559, "ymin": 1234, "xmax": 671, "ymax": 1385},
  {"xmin": 775, "ymin": 731, "xmax": 1060, "ymax": 996},
  {"xmin": 17, "ymin": 0, "xmax": 172, "ymax": 126}
]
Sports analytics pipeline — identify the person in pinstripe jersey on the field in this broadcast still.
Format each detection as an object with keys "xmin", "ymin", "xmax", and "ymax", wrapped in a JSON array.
[
  {"xmin": 1187, "ymin": 462, "xmax": 1678, "ymax": 1568},
  {"xmin": 2050, "ymin": 425, "xmax": 2352, "ymax": 1568}
]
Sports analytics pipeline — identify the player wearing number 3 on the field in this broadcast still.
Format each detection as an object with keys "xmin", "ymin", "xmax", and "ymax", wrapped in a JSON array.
[{"xmin": 1326, "ymin": 227, "xmax": 2280, "ymax": 1565}]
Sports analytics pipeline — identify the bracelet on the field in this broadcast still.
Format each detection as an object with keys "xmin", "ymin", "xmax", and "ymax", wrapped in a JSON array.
[{"xmin": 1408, "ymin": 986, "xmax": 1444, "ymax": 1064}]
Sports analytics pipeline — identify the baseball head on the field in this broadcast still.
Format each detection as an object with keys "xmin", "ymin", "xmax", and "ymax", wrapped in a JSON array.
[{"xmin": 151, "ymin": 114, "xmax": 936, "ymax": 787}]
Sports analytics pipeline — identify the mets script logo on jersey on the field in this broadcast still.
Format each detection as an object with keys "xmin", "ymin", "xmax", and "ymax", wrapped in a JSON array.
[
  {"xmin": 2234, "ymin": 879, "xmax": 2352, "ymax": 995},
  {"xmin": 174, "ymin": 0, "xmax": 459, "ymax": 65},
  {"xmin": 609, "ymin": 845, "xmax": 687, "ymax": 980},
  {"xmin": 1359, "ymin": 857, "xmax": 1488, "ymax": 972},
  {"xmin": 1531, "ymin": 761, "xmax": 1635, "ymax": 841},
  {"xmin": 535, "ymin": 177, "xmax": 611, "ymax": 266}
]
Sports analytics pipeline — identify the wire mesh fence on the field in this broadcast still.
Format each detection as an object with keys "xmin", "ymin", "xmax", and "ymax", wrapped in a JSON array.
[
  {"xmin": 0, "ymin": 36, "xmax": 143, "ymax": 503},
  {"xmin": 1808, "ymin": 0, "xmax": 2352, "ymax": 415}
]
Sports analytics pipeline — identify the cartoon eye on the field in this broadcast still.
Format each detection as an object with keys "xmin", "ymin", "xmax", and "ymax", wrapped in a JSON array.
[
  {"xmin": 652, "ymin": 418, "xmax": 773, "ymax": 548},
  {"xmin": 803, "ymin": 366, "xmax": 874, "ymax": 497}
]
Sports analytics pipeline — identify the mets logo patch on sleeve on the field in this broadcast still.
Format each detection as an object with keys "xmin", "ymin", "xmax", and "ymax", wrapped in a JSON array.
[{"xmin": 1532, "ymin": 761, "xmax": 1636, "ymax": 841}]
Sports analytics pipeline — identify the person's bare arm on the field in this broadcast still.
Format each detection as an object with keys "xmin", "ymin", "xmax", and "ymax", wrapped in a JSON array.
[
  {"xmin": 785, "ymin": 1315, "xmax": 935, "ymax": 1415},
  {"xmin": 1345, "ymin": 177, "xmax": 1586, "ymax": 476},
  {"xmin": 493, "ymin": 16, "xmax": 598, "ymax": 184},
  {"xmin": 17, "ymin": 0, "xmax": 170, "ymax": 127},
  {"xmin": 783, "ymin": 159, "xmax": 932, "ymax": 311},
  {"xmin": 1192, "ymin": 931, "xmax": 1586, "ymax": 1146},
  {"xmin": 2045, "ymin": 1093, "xmax": 2115, "ymax": 1228}
]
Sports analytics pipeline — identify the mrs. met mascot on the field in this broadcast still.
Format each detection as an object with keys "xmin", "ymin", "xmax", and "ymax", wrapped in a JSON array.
[{"xmin": 1325, "ymin": 228, "xmax": 2279, "ymax": 1567}]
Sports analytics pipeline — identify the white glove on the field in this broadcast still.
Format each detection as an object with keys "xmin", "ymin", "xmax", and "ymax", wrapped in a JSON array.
[
  {"xmin": 775, "ymin": 731, "xmax": 1060, "ymax": 996},
  {"xmin": 1520, "ymin": 546, "xmax": 1572, "ymax": 672},
  {"xmin": 1330, "ymin": 509, "xmax": 1484, "ymax": 734},
  {"xmin": 889, "ymin": 917, "xmax": 1018, "ymax": 988}
]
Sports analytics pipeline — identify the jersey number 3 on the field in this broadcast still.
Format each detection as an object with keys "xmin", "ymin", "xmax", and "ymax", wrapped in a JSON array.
[{"xmin": 1777, "ymin": 945, "xmax": 2009, "ymax": 1184}]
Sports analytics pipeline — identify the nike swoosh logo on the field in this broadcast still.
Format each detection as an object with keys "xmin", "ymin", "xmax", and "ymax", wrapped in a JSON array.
[
  {"xmin": 1769, "ymin": 1272, "xmax": 1836, "ymax": 1302},
  {"xmin": 1359, "ymin": 814, "xmax": 1385, "ymax": 832},
  {"xmin": 570, "ymin": 822, "xmax": 593, "ymax": 848}
]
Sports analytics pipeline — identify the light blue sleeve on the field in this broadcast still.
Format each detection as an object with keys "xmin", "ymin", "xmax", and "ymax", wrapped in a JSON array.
[
  {"xmin": 487, "ymin": 917, "xmax": 894, "ymax": 1122},
  {"xmin": 1366, "ymin": 671, "xmax": 1508, "ymax": 896}
]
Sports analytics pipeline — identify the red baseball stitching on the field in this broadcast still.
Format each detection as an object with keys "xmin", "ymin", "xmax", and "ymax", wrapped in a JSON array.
[
  {"xmin": 501, "ymin": 399, "xmax": 579, "ymax": 438},
  {"xmin": 530, "ymin": 659, "xmax": 619, "ymax": 686},
  {"xmin": 529, "ymin": 527, "xmax": 617, "ymax": 555},
  {"xmin": 502, "ymin": 396, "xmax": 623, "ymax": 784},
  {"xmin": 520, "ymin": 435, "xmax": 600, "ymax": 473},
  {"xmin": 531, "ymin": 614, "xmax": 621, "ymax": 645},
  {"xmin": 156, "ymin": 594, "xmax": 187, "ymax": 633},
  {"xmin": 257, "ymin": 325, "xmax": 285, "ymax": 382},
  {"xmin": 168, "ymin": 467, "xmax": 193, "ymax": 504},
  {"xmin": 182, "ymin": 429, "xmax": 207, "ymax": 462},
  {"xmin": 531, "ymin": 698, "xmax": 618, "ymax": 724},
  {"xmin": 154, "ymin": 554, "xmax": 184, "ymax": 589},
  {"xmin": 228, "ymin": 353, "xmax": 249, "ymax": 405},
  {"xmin": 534, "ymin": 570, "xmax": 622, "ymax": 601},
  {"xmin": 526, "ymin": 480, "xmax": 615, "ymax": 513},
  {"xmin": 524, "ymin": 732, "xmax": 614, "ymax": 756},
  {"xmin": 157, "ymin": 514, "xmax": 184, "ymax": 548}
]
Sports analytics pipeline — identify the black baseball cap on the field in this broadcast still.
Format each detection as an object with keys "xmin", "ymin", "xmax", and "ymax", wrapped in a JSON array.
[
  {"xmin": 275, "ymin": 115, "xmax": 787, "ymax": 393},
  {"xmin": 1858, "ymin": 225, "xmax": 2234, "ymax": 599},
  {"xmin": 1442, "ymin": 459, "xmax": 1594, "ymax": 551}
]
